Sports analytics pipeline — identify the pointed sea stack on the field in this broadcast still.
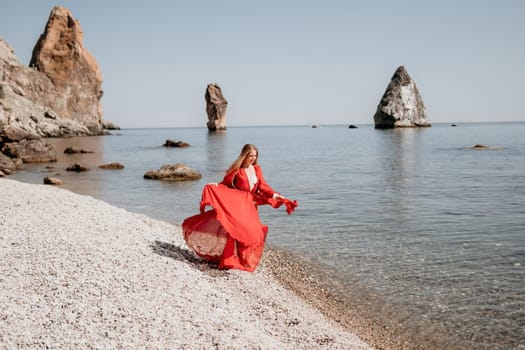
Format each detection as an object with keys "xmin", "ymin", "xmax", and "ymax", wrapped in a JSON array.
[
  {"xmin": 205, "ymin": 83, "xmax": 228, "ymax": 131},
  {"xmin": 373, "ymin": 66, "xmax": 431, "ymax": 129},
  {"xmin": 30, "ymin": 6, "xmax": 104, "ymax": 134}
]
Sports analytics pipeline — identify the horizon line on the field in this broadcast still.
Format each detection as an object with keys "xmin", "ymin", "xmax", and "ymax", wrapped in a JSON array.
[{"xmin": 112, "ymin": 120, "xmax": 525, "ymax": 130}]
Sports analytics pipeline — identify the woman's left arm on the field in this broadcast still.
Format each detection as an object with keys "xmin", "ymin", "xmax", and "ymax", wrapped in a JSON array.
[
  {"xmin": 254, "ymin": 165, "xmax": 297, "ymax": 214},
  {"xmin": 255, "ymin": 165, "xmax": 283, "ymax": 199}
]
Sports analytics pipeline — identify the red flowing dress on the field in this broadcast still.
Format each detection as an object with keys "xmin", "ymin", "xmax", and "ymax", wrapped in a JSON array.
[{"xmin": 182, "ymin": 165, "xmax": 297, "ymax": 272}]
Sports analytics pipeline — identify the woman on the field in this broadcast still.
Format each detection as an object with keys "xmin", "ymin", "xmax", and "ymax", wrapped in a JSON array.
[{"xmin": 182, "ymin": 144, "xmax": 297, "ymax": 272}]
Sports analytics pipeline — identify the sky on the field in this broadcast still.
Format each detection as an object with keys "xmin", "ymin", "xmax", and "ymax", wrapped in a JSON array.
[{"xmin": 1, "ymin": 0, "xmax": 524, "ymax": 128}]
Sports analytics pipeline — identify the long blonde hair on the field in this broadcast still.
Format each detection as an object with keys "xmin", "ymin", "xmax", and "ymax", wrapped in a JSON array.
[{"xmin": 226, "ymin": 144, "xmax": 259, "ymax": 174}]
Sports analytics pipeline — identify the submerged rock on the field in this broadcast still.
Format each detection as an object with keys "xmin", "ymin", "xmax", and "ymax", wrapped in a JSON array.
[
  {"xmin": 205, "ymin": 83, "xmax": 228, "ymax": 131},
  {"xmin": 465, "ymin": 144, "xmax": 503, "ymax": 151},
  {"xmin": 98, "ymin": 162, "xmax": 124, "ymax": 169},
  {"xmin": 144, "ymin": 163, "xmax": 202, "ymax": 181},
  {"xmin": 64, "ymin": 146, "xmax": 94, "ymax": 154},
  {"xmin": 66, "ymin": 163, "xmax": 89, "ymax": 172},
  {"xmin": 163, "ymin": 139, "xmax": 190, "ymax": 148},
  {"xmin": 373, "ymin": 66, "xmax": 431, "ymax": 129}
]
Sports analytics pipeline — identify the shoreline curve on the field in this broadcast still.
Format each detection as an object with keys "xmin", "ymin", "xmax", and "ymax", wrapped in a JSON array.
[{"xmin": 0, "ymin": 178, "xmax": 371, "ymax": 349}]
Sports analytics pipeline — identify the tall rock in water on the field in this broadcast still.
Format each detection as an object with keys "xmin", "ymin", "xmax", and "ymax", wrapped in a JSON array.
[
  {"xmin": 205, "ymin": 83, "xmax": 228, "ymax": 131},
  {"xmin": 373, "ymin": 66, "xmax": 431, "ymax": 129},
  {"xmin": 29, "ymin": 6, "xmax": 104, "ymax": 134}
]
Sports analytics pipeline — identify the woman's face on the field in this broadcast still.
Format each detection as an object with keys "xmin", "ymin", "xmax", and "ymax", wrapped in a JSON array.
[{"xmin": 242, "ymin": 151, "xmax": 257, "ymax": 167}]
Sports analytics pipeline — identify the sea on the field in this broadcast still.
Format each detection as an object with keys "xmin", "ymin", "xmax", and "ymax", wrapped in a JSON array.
[{"xmin": 7, "ymin": 122, "xmax": 525, "ymax": 349}]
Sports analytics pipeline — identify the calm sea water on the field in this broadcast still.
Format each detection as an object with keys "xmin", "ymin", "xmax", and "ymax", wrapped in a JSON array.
[{"xmin": 8, "ymin": 123, "xmax": 525, "ymax": 349}]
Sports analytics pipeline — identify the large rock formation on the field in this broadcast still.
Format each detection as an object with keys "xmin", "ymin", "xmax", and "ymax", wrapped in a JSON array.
[
  {"xmin": 373, "ymin": 66, "xmax": 431, "ymax": 129},
  {"xmin": 205, "ymin": 83, "xmax": 228, "ymax": 131},
  {"xmin": 0, "ymin": 38, "xmax": 96, "ymax": 140},
  {"xmin": 29, "ymin": 6, "xmax": 105, "ymax": 134},
  {"xmin": 0, "ymin": 5, "xmax": 115, "ymax": 140},
  {"xmin": 0, "ymin": 6, "xmax": 117, "ymax": 175}
]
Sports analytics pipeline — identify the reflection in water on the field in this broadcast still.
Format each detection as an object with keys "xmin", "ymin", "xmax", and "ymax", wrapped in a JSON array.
[
  {"xmin": 206, "ymin": 131, "xmax": 228, "ymax": 176},
  {"xmin": 378, "ymin": 128, "xmax": 424, "ymax": 225},
  {"xmin": 349, "ymin": 128, "xmax": 462, "ymax": 348}
]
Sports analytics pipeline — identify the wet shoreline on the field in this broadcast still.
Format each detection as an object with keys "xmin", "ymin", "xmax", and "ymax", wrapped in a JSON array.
[{"xmin": 263, "ymin": 246, "xmax": 471, "ymax": 350}]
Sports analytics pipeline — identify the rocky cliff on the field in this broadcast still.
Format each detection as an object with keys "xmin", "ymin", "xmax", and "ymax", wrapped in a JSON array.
[
  {"xmin": 1, "ymin": 39, "xmax": 90, "ymax": 141},
  {"xmin": 0, "ymin": 6, "xmax": 114, "ymax": 142},
  {"xmin": 205, "ymin": 83, "xmax": 228, "ymax": 131},
  {"xmin": 30, "ymin": 6, "xmax": 105, "ymax": 134},
  {"xmin": 0, "ymin": 6, "xmax": 117, "ymax": 175},
  {"xmin": 373, "ymin": 66, "xmax": 431, "ymax": 129}
]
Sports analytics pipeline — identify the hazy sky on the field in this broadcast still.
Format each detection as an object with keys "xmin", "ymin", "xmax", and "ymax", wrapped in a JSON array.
[{"xmin": 1, "ymin": 1, "xmax": 524, "ymax": 128}]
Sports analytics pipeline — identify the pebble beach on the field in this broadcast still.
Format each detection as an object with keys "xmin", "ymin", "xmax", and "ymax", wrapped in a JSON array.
[{"xmin": 0, "ymin": 179, "xmax": 372, "ymax": 349}]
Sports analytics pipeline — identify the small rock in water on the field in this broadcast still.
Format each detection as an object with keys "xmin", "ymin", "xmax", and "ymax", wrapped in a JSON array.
[
  {"xmin": 66, "ymin": 163, "xmax": 89, "ymax": 172},
  {"xmin": 163, "ymin": 139, "xmax": 190, "ymax": 147},
  {"xmin": 144, "ymin": 163, "xmax": 201, "ymax": 181},
  {"xmin": 98, "ymin": 162, "xmax": 124, "ymax": 169},
  {"xmin": 64, "ymin": 146, "xmax": 94, "ymax": 154},
  {"xmin": 472, "ymin": 144, "xmax": 490, "ymax": 150},
  {"xmin": 43, "ymin": 177, "xmax": 62, "ymax": 185}
]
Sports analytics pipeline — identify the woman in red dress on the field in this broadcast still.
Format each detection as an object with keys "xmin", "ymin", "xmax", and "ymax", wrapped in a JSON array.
[{"xmin": 182, "ymin": 144, "xmax": 297, "ymax": 272}]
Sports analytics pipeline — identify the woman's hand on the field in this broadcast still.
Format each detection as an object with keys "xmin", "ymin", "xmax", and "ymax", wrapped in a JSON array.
[{"xmin": 273, "ymin": 193, "xmax": 286, "ymax": 200}]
